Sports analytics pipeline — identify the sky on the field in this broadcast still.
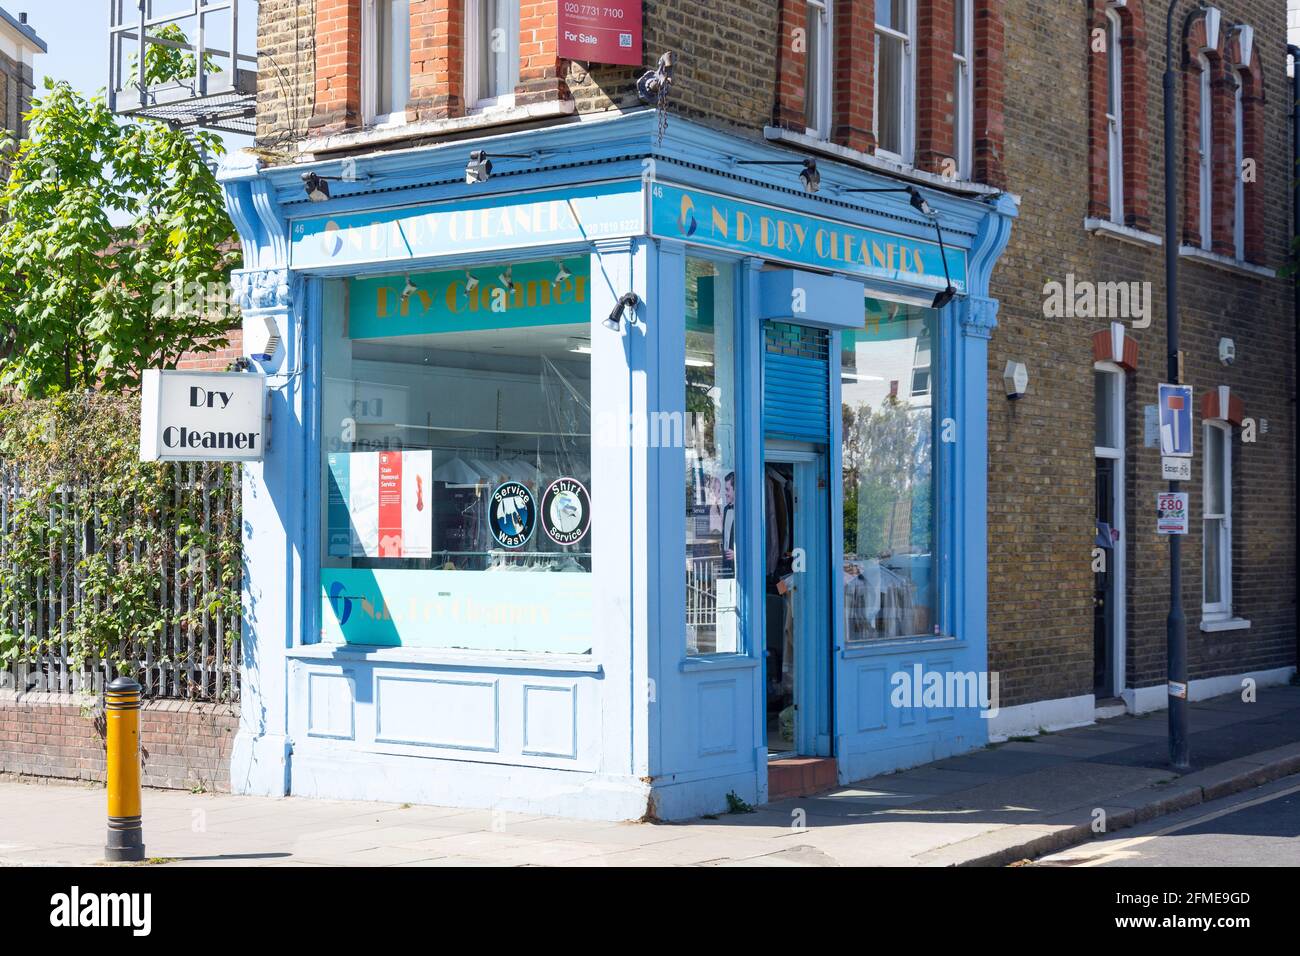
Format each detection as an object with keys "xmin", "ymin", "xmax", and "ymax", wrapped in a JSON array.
[{"xmin": 23, "ymin": 0, "xmax": 258, "ymax": 151}]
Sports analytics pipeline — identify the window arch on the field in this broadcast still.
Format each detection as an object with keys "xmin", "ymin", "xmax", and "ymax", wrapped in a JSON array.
[{"xmin": 1088, "ymin": 0, "xmax": 1150, "ymax": 230}]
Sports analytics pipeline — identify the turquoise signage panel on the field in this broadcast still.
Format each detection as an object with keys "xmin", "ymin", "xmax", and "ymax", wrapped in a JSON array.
[
  {"xmin": 650, "ymin": 182, "xmax": 966, "ymax": 292},
  {"xmin": 349, "ymin": 259, "xmax": 592, "ymax": 339},
  {"xmin": 321, "ymin": 568, "xmax": 593, "ymax": 653},
  {"xmin": 290, "ymin": 180, "xmax": 645, "ymax": 270}
]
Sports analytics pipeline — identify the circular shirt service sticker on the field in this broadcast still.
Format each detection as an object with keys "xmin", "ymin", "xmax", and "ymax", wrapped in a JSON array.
[
  {"xmin": 489, "ymin": 481, "xmax": 537, "ymax": 549},
  {"xmin": 541, "ymin": 477, "xmax": 591, "ymax": 546}
]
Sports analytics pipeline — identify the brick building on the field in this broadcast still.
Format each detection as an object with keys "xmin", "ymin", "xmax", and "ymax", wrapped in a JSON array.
[
  {"xmin": 0, "ymin": 8, "xmax": 42, "ymax": 141},
  {"xmin": 212, "ymin": 0, "xmax": 1295, "ymax": 818}
]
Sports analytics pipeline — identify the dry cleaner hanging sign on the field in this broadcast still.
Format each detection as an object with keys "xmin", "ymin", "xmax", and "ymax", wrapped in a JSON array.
[{"xmin": 139, "ymin": 370, "xmax": 267, "ymax": 462}]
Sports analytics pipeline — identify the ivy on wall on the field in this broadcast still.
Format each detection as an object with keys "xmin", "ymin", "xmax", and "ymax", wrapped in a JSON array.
[{"xmin": 0, "ymin": 393, "xmax": 241, "ymax": 699}]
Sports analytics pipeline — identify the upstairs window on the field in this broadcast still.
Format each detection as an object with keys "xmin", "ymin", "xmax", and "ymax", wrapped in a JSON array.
[
  {"xmin": 874, "ymin": 0, "xmax": 915, "ymax": 161},
  {"xmin": 466, "ymin": 0, "xmax": 520, "ymax": 109},
  {"xmin": 1198, "ymin": 55, "xmax": 1213, "ymax": 250},
  {"xmin": 1105, "ymin": 10, "xmax": 1123, "ymax": 222},
  {"xmin": 805, "ymin": 0, "xmax": 832, "ymax": 138},
  {"xmin": 953, "ymin": 0, "xmax": 974, "ymax": 178},
  {"xmin": 1232, "ymin": 71, "xmax": 1245, "ymax": 259},
  {"xmin": 363, "ymin": 0, "xmax": 411, "ymax": 125}
]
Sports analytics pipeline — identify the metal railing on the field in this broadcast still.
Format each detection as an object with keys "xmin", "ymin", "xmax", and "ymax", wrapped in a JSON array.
[
  {"xmin": 108, "ymin": 0, "xmax": 257, "ymax": 135},
  {"xmin": 0, "ymin": 462, "xmax": 242, "ymax": 702}
]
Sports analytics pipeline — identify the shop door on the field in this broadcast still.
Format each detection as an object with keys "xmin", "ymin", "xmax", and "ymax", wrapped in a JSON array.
[{"xmin": 763, "ymin": 447, "xmax": 831, "ymax": 758}]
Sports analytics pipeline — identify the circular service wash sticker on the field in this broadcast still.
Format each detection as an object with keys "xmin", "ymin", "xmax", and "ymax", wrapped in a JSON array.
[
  {"xmin": 489, "ymin": 482, "xmax": 537, "ymax": 549},
  {"xmin": 541, "ymin": 477, "xmax": 591, "ymax": 546}
]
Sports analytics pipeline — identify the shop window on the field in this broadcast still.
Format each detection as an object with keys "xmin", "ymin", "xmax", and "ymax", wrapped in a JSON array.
[
  {"xmin": 1202, "ymin": 421, "xmax": 1232, "ymax": 619},
  {"xmin": 319, "ymin": 260, "xmax": 593, "ymax": 654},
  {"xmin": 841, "ymin": 300, "xmax": 937, "ymax": 642},
  {"xmin": 363, "ymin": 0, "xmax": 411, "ymax": 125},
  {"xmin": 466, "ymin": 0, "xmax": 520, "ymax": 110},
  {"xmin": 805, "ymin": 0, "xmax": 832, "ymax": 139},
  {"xmin": 685, "ymin": 259, "xmax": 739, "ymax": 656},
  {"xmin": 953, "ymin": 0, "xmax": 974, "ymax": 180},
  {"xmin": 874, "ymin": 0, "xmax": 915, "ymax": 162}
]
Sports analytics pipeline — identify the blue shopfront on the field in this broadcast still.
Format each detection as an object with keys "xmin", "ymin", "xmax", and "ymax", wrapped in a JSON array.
[{"xmin": 220, "ymin": 110, "xmax": 1016, "ymax": 820}]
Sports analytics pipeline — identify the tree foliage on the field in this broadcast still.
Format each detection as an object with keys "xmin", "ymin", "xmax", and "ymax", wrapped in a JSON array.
[{"xmin": 0, "ymin": 79, "xmax": 240, "ymax": 398}]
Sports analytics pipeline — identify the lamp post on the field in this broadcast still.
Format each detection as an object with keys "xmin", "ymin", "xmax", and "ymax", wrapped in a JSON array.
[{"xmin": 1163, "ymin": 0, "xmax": 1196, "ymax": 771}]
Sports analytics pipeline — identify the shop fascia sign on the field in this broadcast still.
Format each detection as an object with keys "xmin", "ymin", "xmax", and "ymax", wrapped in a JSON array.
[
  {"xmin": 290, "ymin": 180, "xmax": 645, "ymax": 271},
  {"xmin": 648, "ymin": 181, "xmax": 968, "ymax": 293},
  {"xmin": 139, "ymin": 370, "xmax": 267, "ymax": 463}
]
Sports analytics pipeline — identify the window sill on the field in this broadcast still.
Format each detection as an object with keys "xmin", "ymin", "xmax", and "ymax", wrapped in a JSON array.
[
  {"xmin": 1199, "ymin": 616, "xmax": 1251, "ymax": 633},
  {"xmin": 679, "ymin": 654, "xmax": 760, "ymax": 674},
  {"xmin": 841, "ymin": 636, "xmax": 966, "ymax": 658},
  {"xmin": 1083, "ymin": 218, "xmax": 1163, "ymax": 248},
  {"xmin": 289, "ymin": 643, "xmax": 602, "ymax": 673},
  {"xmin": 1177, "ymin": 245, "xmax": 1276, "ymax": 279},
  {"xmin": 302, "ymin": 99, "xmax": 577, "ymax": 156},
  {"xmin": 762, "ymin": 126, "xmax": 1013, "ymax": 201}
]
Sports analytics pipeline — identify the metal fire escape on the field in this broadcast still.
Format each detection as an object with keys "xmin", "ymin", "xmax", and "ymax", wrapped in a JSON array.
[{"xmin": 108, "ymin": 1, "xmax": 257, "ymax": 136}]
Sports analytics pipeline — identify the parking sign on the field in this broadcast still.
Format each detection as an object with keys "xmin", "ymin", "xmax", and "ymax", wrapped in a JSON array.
[{"xmin": 1158, "ymin": 384, "xmax": 1193, "ymax": 457}]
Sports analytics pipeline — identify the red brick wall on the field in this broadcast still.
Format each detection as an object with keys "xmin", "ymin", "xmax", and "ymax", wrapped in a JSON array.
[
  {"xmin": 175, "ymin": 329, "xmax": 244, "ymax": 372},
  {"xmin": 410, "ymin": 0, "xmax": 465, "ymax": 120},
  {"xmin": 0, "ymin": 691, "xmax": 239, "ymax": 793},
  {"xmin": 310, "ymin": 0, "xmax": 363, "ymax": 134}
]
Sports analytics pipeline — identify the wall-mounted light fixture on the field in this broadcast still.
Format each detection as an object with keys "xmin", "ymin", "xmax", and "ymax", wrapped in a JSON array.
[
  {"xmin": 300, "ymin": 169, "xmax": 372, "ymax": 202},
  {"xmin": 465, "ymin": 150, "xmax": 534, "ymax": 184},
  {"xmin": 844, "ymin": 184, "xmax": 955, "ymax": 308},
  {"xmin": 463, "ymin": 269, "xmax": 480, "ymax": 292},
  {"xmin": 400, "ymin": 276, "xmax": 418, "ymax": 307},
  {"xmin": 554, "ymin": 261, "xmax": 572, "ymax": 286},
  {"xmin": 735, "ymin": 157, "xmax": 820, "ymax": 194},
  {"xmin": 604, "ymin": 292, "xmax": 641, "ymax": 331},
  {"xmin": 498, "ymin": 266, "xmax": 515, "ymax": 293}
]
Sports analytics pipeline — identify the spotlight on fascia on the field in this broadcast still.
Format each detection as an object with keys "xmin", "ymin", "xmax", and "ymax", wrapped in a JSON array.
[
  {"xmin": 499, "ymin": 266, "xmax": 515, "ymax": 293},
  {"xmin": 400, "ymin": 276, "xmax": 418, "ymax": 305},
  {"xmin": 463, "ymin": 269, "xmax": 480, "ymax": 292},
  {"xmin": 554, "ymin": 261, "xmax": 572, "ymax": 285}
]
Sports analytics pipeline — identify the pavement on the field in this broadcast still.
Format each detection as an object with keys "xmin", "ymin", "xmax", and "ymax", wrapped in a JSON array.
[{"xmin": 1, "ymin": 685, "xmax": 1297, "ymax": 867}]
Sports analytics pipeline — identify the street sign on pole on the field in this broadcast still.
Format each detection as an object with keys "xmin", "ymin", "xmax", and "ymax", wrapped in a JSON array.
[
  {"xmin": 1158, "ymin": 383, "xmax": 1194, "ymax": 457},
  {"xmin": 1161, "ymin": 456, "xmax": 1192, "ymax": 481}
]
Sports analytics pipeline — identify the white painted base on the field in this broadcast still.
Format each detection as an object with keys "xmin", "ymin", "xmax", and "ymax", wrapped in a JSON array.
[
  {"xmin": 987, "ymin": 694, "xmax": 1096, "ymax": 742},
  {"xmin": 838, "ymin": 729, "xmax": 986, "ymax": 783},
  {"xmin": 286, "ymin": 743, "xmax": 652, "ymax": 822},
  {"xmin": 230, "ymin": 731, "xmax": 291, "ymax": 797},
  {"xmin": 1123, "ymin": 666, "xmax": 1296, "ymax": 714},
  {"xmin": 648, "ymin": 769, "xmax": 761, "ymax": 821}
]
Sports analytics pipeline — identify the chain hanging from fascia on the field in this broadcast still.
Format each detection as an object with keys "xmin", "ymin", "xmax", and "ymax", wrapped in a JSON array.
[{"xmin": 637, "ymin": 51, "xmax": 676, "ymax": 147}]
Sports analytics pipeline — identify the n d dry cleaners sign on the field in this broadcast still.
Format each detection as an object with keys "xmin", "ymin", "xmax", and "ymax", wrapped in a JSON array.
[{"xmin": 140, "ymin": 370, "xmax": 267, "ymax": 462}]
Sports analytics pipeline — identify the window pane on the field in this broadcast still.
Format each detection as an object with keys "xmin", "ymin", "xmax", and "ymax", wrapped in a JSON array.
[
  {"xmin": 1206, "ymin": 426, "xmax": 1225, "ymax": 514},
  {"xmin": 377, "ymin": 0, "xmax": 410, "ymax": 116},
  {"xmin": 1204, "ymin": 518, "xmax": 1223, "ymax": 604},
  {"xmin": 1094, "ymin": 370, "xmax": 1116, "ymax": 448},
  {"xmin": 686, "ymin": 259, "xmax": 738, "ymax": 656},
  {"xmin": 475, "ymin": 0, "xmax": 518, "ymax": 101},
  {"xmin": 320, "ymin": 262, "xmax": 593, "ymax": 654},
  {"xmin": 842, "ymin": 301, "xmax": 937, "ymax": 642},
  {"xmin": 876, "ymin": 0, "xmax": 907, "ymax": 32},
  {"xmin": 804, "ymin": 4, "xmax": 822, "ymax": 130},
  {"xmin": 875, "ymin": 34, "xmax": 904, "ymax": 154},
  {"xmin": 1106, "ymin": 18, "xmax": 1119, "ymax": 116},
  {"xmin": 953, "ymin": 0, "xmax": 967, "ymax": 56}
]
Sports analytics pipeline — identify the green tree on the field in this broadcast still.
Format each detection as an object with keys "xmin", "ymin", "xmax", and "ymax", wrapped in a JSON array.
[{"xmin": 0, "ymin": 79, "xmax": 239, "ymax": 398}]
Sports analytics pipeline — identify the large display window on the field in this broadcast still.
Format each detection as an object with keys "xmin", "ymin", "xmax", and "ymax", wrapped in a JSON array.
[
  {"xmin": 319, "ymin": 258, "xmax": 594, "ymax": 653},
  {"xmin": 841, "ymin": 299, "xmax": 938, "ymax": 642},
  {"xmin": 684, "ymin": 258, "xmax": 739, "ymax": 656}
]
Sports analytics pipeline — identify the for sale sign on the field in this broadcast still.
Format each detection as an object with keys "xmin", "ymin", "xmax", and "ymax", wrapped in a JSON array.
[
  {"xmin": 558, "ymin": 1, "xmax": 642, "ymax": 66},
  {"xmin": 1156, "ymin": 491, "xmax": 1189, "ymax": 535}
]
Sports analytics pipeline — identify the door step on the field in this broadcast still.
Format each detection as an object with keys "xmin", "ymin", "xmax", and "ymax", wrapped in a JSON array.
[
  {"xmin": 1095, "ymin": 697, "xmax": 1127, "ymax": 720},
  {"xmin": 767, "ymin": 757, "xmax": 838, "ymax": 801}
]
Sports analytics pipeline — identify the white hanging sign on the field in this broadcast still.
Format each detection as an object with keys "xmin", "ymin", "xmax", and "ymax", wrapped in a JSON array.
[{"xmin": 140, "ymin": 370, "xmax": 267, "ymax": 462}]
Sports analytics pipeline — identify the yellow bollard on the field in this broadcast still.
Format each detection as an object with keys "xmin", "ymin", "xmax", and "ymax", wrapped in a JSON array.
[{"xmin": 104, "ymin": 676, "xmax": 146, "ymax": 862}]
